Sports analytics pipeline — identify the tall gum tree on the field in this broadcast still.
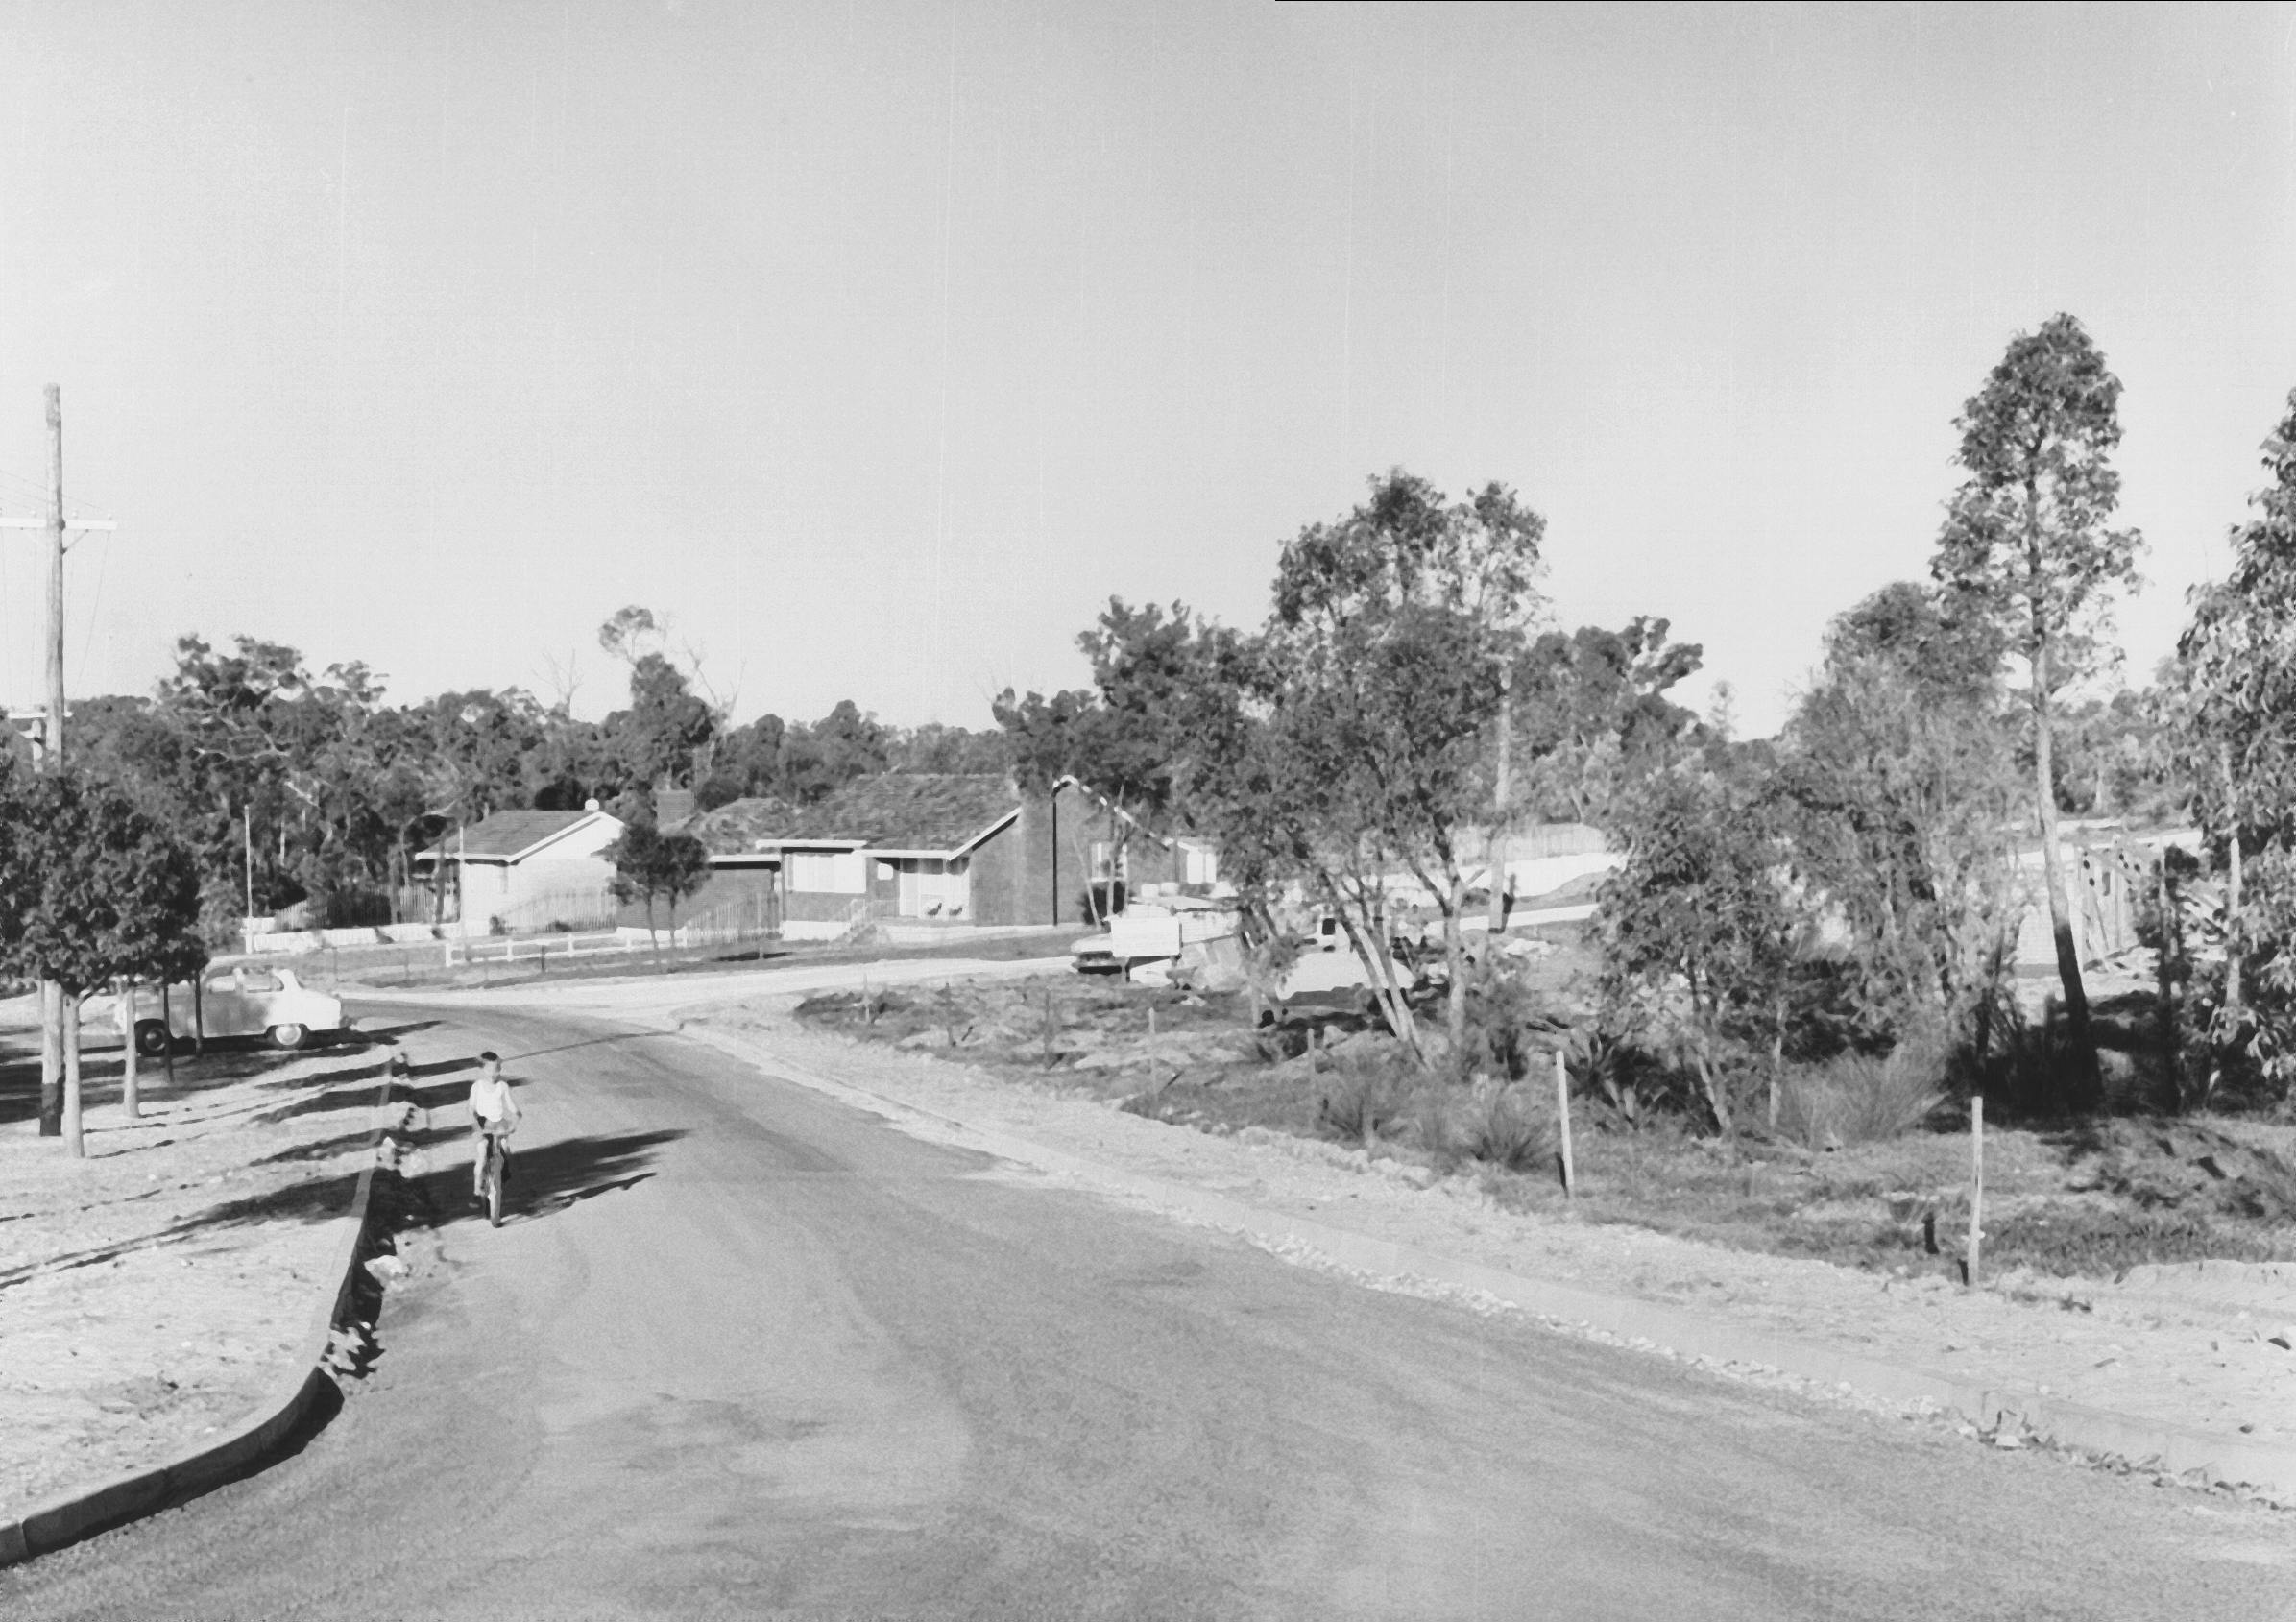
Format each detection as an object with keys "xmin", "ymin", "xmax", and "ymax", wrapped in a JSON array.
[{"xmin": 1932, "ymin": 314, "xmax": 2143, "ymax": 1111}]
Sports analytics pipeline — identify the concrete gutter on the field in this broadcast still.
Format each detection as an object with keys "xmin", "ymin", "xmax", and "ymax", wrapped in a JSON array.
[
  {"xmin": 0, "ymin": 1069, "xmax": 398, "ymax": 1569},
  {"xmin": 681, "ymin": 1021, "xmax": 2296, "ymax": 1506}
]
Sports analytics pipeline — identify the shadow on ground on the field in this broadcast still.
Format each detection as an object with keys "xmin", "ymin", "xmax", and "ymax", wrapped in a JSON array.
[
  {"xmin": 0, "ymin": 1165, "xmax": 372, "ymax": 1291},
  {"xmin": 395, "ymin": 1128, "xmax": 688, "ymax": 1230},
  {"xmin": 0, "ymin": 1041, "xmax": 326, "ymax": 1127}
]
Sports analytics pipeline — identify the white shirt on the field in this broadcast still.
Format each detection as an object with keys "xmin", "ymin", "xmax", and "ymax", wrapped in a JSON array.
[{"xmin": 470, "ymin": 1074, "xmax": 520, "ymax": 1135}]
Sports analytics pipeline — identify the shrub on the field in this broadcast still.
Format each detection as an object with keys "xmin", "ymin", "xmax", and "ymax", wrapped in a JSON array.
[
  {"xmin": 793, "ymin": 987, "xmax": 911, "ymax": 1028},
  {"xmin": 1458, "ymin": 957, "xmax": 1562, "ymax": 1082},
  {"xmin": 1776, "ymin": 1038, "xmax": 1944, "ymax": 1150},
  {"xmin": 1317, "ymin": 1053, "xmax": 1413, "ymax": 1146},
  {"xmin": 1439, "ymin": 1077, "xmax": 1557, "ymax": 1174}
]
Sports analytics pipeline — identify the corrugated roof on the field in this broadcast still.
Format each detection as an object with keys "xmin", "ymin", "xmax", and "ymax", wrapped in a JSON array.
[
  {"xmin": 688, "ymin": 775, "xmax": 1020, "ymax": 856},
  {"xmin": 451, "ymin": 809, "xmax": 605, "ymax": 860}
]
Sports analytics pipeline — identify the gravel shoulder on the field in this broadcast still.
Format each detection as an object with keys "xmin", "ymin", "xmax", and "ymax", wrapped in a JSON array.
[
  {"xmin": 684, "ymin": 990, "xmax": 2296, "ymax": 1469},
  {"xmin": 0, "ymin": 1006, "xmax": 414, "ymax": 1521}
]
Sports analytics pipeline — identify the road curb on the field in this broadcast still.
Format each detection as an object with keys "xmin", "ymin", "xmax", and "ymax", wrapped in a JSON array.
[
  {"xmin": 0, "ymin": 1067, "xmax": 398, "ymax": 1570},
  {"xmin": 682, "ymin": 1020, "xmax": 2296, "ymax": 1505}
]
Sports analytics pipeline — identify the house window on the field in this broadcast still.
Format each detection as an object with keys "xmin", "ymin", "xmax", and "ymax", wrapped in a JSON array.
[{"xmin": 786, "ymin": 850, "xmax": 865, "ymax": 893}]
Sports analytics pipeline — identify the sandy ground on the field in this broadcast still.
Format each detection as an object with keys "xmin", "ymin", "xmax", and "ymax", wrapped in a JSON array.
[
  {"xmin": 686, "ymin": 990, "xmax": 2296, "ymax": 1470},
  {"xmin": 0, "ymin": 1014, "xmax": 401, "ymax": 1520}
]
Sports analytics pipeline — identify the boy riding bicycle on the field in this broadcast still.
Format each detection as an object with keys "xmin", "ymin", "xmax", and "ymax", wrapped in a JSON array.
[{"xmin": 469, "ymin": 1051, "xmax": 522, "ymax": 1203}]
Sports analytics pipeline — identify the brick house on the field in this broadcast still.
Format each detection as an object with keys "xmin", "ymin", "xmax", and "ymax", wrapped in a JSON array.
[{"xmin": 670, "ymin": 772, "xmax": 1218, "ymax": 939}]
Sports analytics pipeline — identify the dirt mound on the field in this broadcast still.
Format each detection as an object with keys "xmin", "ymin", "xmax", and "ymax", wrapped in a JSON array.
[{"xmin": 2082, "ymin": 1119, "xmax": 2296, "ymax": 1223}]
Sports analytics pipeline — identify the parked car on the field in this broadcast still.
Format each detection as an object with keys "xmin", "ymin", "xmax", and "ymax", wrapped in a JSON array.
[
  {"xmin": 111, "ymin": 965, "xmax": 348, "ymax": 1054},
  {"xmin": 1071, "ymin": 898, "xmax": 1239, "ymax": 978},
  {"xmin": 1268, "ymin": 916, "xmax": 1416, "ymax": 1020},
  {"xmin": 1071, "ymin": 911, "xmax": 1185, "ymax": 976}
]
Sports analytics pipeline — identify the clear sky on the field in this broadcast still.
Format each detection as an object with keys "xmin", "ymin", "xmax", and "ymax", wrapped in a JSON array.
[{"xmin": 0, "ymin": 2, "xmax": 2290, "ymax": 737}]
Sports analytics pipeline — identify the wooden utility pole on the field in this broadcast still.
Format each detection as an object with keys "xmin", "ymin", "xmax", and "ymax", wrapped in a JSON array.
[
  {"xmin": 46, "ymin": 385, "xmax": 64, "ymax": 765},
  {"xmin": 46, "ymin": 387, "xmax": 75, "ymax": 1150},
  {"xmin": 2, "ymin": 387, "xmax": 119, "ymax": 1149}
]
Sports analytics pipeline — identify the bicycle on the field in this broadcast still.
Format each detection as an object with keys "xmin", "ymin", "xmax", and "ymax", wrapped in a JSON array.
[{"xmin": 478, "ymin": 1130, "xmax": 513, "ymax": 1228}]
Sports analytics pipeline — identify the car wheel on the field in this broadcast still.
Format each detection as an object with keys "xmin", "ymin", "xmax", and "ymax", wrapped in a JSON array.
[
  {"xmin": 268, "ymin": 1023, "xmax": 309, "ymax": 1051},
  {"xmin": 133, "ymin": 1020, "xmax": 172, "ymax": 1058}
]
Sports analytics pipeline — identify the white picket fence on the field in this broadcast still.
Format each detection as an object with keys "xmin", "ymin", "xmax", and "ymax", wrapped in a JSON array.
[
  {"xmin": 440, "ymin": 922, "xmax": 774, "ymax": 967},
  {"xmin": 443, "ymin": 930, "xmax": 647, "ymax": 968}
]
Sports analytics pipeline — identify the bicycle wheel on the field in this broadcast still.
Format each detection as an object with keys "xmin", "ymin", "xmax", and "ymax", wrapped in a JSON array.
[{"xmin": 485, "ymin": 1145, "xmax": 504, "ymax": 1228}]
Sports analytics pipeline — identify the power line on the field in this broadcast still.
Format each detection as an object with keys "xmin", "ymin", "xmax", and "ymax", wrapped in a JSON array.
[{"xmin": 77, "ymin": 529, "xmax": 111, "ymax": 681}]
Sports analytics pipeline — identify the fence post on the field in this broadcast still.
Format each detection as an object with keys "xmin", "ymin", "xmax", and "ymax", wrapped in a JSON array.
[
  {"xmin": 1967, "ymin": 1095, "xmax": 1984, "ymax": 1287},
  {"xmin": 1555, "ymin": 1048, "xmax": 1575, "ymax": 1199}
]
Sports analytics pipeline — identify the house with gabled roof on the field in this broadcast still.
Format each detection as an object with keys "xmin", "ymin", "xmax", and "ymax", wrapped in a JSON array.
[
  {"xmin": 417, "ymin": 801, "xmax": 624, "ymax": 934},
  {"xmin": 670, "ymin": 771, "xmax": 1219, "ymax": 939},
  {"xmin": 674, "ymin": 773, "xmax": 1051, "ymax": 937}
]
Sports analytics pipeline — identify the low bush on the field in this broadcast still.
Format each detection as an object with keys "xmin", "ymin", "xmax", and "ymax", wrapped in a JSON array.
[
  {"xmin": 1458, "ymin": 958, "xmax": 1565, "ymax": 1082},
  {"xmin": 1438, "ymin": 1077, "xmax": 1556, "ymax": 1174},
  {"xmin": 1984, "ymin": 1206, "xmax": 2286, "ymax": 1277},
  {"xmin": 1776, "ymin": 1039, "xmax": 1944, "ymax": 1151},
  {"xmin": 794, "ymin": 987, "xmax": 913, "ymax": 1028},
  {"xmin": 1316, "ymin": 1054, "xmax": 1413, "ymax": 1146}
]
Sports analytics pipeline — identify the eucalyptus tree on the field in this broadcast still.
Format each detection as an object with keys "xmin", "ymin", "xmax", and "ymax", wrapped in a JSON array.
[
  {"xmin": 1511, "ymin": 616, "xmax": 1704, "ymax": 825},
  {"xmin": 605, "ymin": 820, "xmax": 711, "ymax": 971},
  {"xmin": 1255, "ymin": 471, "xmax": 1548, "ymax": 1063},
  {"xmin": 2163, "ymin": 388, "xmax": 2296, "ymax": 1100},
  {"xmin": 1776, "ymin": 583, "xmax": 2023, "ymax": 1063},
  {"xmin": 1931, "ymin": 315, "xmax": 2143, "ymax": 1110},
  {"xmin": 1596, "ymin": 768, "xmax": 1798, "ymax": 1135}
]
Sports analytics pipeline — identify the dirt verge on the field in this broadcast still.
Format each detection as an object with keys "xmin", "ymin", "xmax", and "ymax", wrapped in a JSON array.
[{"xmin": 0, "ymin": 1007, "xmax": 426, "ymax": 1522}]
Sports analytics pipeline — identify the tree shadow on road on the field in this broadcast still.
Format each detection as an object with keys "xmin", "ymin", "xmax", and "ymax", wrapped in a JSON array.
[
  {"xmin": 396, "ymin": 1128, "xmax": 689, "ymax": 1231},
  {"xmin": 0, "ymin": 1038, "xmax": 326, "ymax": 1126},
  {"xmin": 342, "ymin": 1019, "xmax": 442, "ymax": 1045},
  {"xmin": 252, "ymin": 1085, "xmax": 397, "ymax": 1127},
  {"xmin": 253, "ymin": 1126, "xmax": 378, "ymax": 1167}
]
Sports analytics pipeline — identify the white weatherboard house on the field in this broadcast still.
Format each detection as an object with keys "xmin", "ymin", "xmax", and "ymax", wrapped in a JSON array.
[{"xmin": 425, "ymin": 803, "xmax": 625, "ymax": 934}]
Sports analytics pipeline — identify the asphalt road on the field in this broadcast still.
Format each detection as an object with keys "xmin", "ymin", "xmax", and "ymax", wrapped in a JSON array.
[{"xmin": 5, "ymin": 1001, "xmax": 2291, "ymax": 1620}]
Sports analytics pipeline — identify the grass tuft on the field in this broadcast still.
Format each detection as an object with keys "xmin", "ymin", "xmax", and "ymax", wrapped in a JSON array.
[
  {"xmin": 1438, "ymin": 1077, "xmax": 1557, "ymax": 1174},
  {"xmin": 1776, "ymin": 1041, "xmax": 1944, "ymax": 1151}
]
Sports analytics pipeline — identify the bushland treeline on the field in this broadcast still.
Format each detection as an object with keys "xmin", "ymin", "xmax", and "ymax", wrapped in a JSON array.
[
  {"xmin": 19, "ymin": 311, "xmax": 2287, "ymax": 1140},
  {"xmin": 1001, "ymin": 314, "xmax": 2285, "ymax": 1126}
]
